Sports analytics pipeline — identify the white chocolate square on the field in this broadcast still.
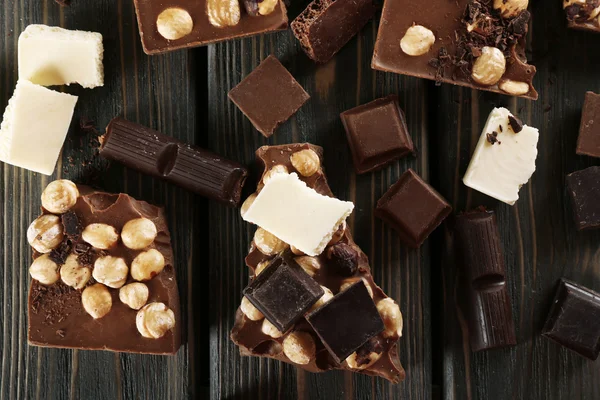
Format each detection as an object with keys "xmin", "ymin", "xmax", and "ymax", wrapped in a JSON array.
[
  {"xmin": 0, "ymin": 80, "xmax": 78, "ymax": 175},
  {"xmin": 19, "ymin": 24, "xmax": 104, "ymax": 89}
]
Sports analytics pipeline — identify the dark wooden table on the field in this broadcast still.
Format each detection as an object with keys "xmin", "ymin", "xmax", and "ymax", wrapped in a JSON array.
[{"xmin": 0, "ymin": 0, "xmax": 598, "ymax": 399}]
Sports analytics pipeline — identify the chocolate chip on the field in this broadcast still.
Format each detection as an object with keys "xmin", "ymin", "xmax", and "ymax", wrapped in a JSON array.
[
  {"xmin": 326, "ymin": 243, "xmax": 359, "ymax": 276},
  {"xmin": 508, "ymin": 115, "xmax": 523, "ymax": 133},
  {"xmin": 61, "ymin": 211, "xmax": 82, "ymax": 239}
]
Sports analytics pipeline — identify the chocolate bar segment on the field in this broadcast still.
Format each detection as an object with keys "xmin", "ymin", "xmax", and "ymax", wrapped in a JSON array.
[
  {"xmin": 100, "ymin": 117, "xmax": 248, "ymax": 207},
  {"xmin": 566, "ymin": 166, "xmax": 600, "ymax": 230},
  {"xmin": 576, "ymin": 92, "xmax": 600, "ymax": 158},
  {"xmin": 454, "ymin": 209, "xmax": 516, "ymax": 351},
  {"xmin": 564, "ymin": 0, "xmax": 600, "ymax": 33}
]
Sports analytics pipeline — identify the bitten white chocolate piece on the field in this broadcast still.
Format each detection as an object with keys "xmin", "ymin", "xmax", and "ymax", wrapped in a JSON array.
[
  {"xmin": 0, "ymin": 80, "xmax": 77, "ymax": 175},
  {"xmin": 243, "ymin": 172, "xmax": 354, "ymax": 256},
  {"xmin": 19, "ymin": 24, "xmax": 104, "ymax": 88},
  {"xmin": 463, "ymin": 107, "xmax": 539, "ymax": 205}
]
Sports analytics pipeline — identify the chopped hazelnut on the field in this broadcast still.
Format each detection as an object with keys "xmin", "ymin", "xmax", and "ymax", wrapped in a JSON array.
[
  {"xmin": 29, "ymin": 254, "xmax": 60, "ymax": 285},
  {"xmin": 27, "ymin": 215, "xmax": 64, "ymax": 254},
  {"xmin": 207, "ymin": 0, "xmax": 241, "ymax": 27},
  {"xmin": 121, "ymin": 218, "xmax": 158, "ymax": 250},
  {"xmin": 376, "ymin": 298, "xmax": 403, "ymax": 338},
  {"xmin": 240, "ymin": 194, "xmax": 257, "ymax": 218},
  {"xmin": 258, "ymin": 0, "xmax": 278, "ymax": 15},
  {"xmin": 136, "ymin": 302, "xmax": 176, "ymax": 339},
  {"xmin": 253, "ymin": 228, "xmax": 288, "ymax": 255},
  {"xmin": 498, "ymin": 79, "xmax": 530, "ymax": 96},
  {"xmin": 493, "ymin": 0, "xmax": 528, "ymax": 18},
  {"xmin": 283, "ymin": 331, "xmax": 315, "ymax": 365},
  {"xmin": 130, "ymin": 249, "xmax": 166, "ymax": 281},
  {"xmin": 400, "ymin": 25, "xmax": 435, "ymax": 56},
  {"xmin": 119, "ymin": 282, "xmax": 150, "ymax": 310},
  {"xmin": 346, "ymin": 351, "xmax": 382, "ymax": 370},
  {"xmin": 262, "ymin": 165, "xmax": 288, "ymax": 185},
  {"xmin": 41, "ymin": 180, "xmax": 79, "ymax": 214},
  {"xmin": 340, "ymin": 278, "xmax": 373, "ymax": 298},
  {"xmin": 294, "ymin": 256, "xmax": 321, "ymax": 277},
  {"xmin": 157, "ymin": 8, "xmax": 193, "ymax": 40},
  {"xmin": 327, "ymin": 221, "xmax": 346, "ymax": 246},
  {"xmin": 261, "ymin": 318, "xmax": 284, "ymax": 338},
  {"xmin": 240, "ymin": 296, "xmax": 264, "ymax": 321},
  {"xmin": 290, "ymin": 149, "xmax": 320, "ymax": 177},
  {"xmin": 60, "ymin": 254, "xmax": 91, "ymax": 289},
  {"xmin": 310, "ymin": 286, "xmax": 334, "ymax": 311},
  {"xmin": 471, "ymin": 46, "xmax": 506, "ymax": 86},
  {"xmin": 82, "ymin": 283, "xmax": 112, "ymax": 319},
  {"xmin": 93, "ymin": 256, "xmax": 129, "ymax": 289},
  {"xmin": 82, "ymin": 223, "xmax": 119, "ymax": 250}
]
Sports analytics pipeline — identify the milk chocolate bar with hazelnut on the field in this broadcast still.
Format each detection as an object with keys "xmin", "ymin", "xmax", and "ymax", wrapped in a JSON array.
[
  {"xmin": 27, "ymin": 180, "xmax": 180, "ymax": 354},
  {"xmin": 564, "ymin": 0, "xmax": 600, "ymax": 33},
  {"xmin": 372, "ymin": 0, "xmax": 538, "ymax": 99},
  {"xmin": 231, "ymin": 143, "xmax": 405, "ymax": 383}
]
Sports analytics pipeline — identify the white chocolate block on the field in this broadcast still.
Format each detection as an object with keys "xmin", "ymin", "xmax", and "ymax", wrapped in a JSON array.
[
  {"xmin": 463, "ymin": 107, "xmax": 539, "ymax": 205},
  {"xmin": 243, "ymin": 172, "xmax": 354, "ymax": 256},
  {"xmin": 19, "ymin": 24, "xmax": 104, "ymax": 89},
  {"xmin": 0, "ymin": 80, "xmax": 78, "ymax": 175}
]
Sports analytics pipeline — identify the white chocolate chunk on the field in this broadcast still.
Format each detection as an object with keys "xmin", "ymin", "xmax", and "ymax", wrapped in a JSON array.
[
  {"xmin": 463, "ymin": 107, "xmax": 539, "ymax": 205},
  {"xmin": 0, "ymin": 80, "xmax": 77, "ymax": 175},
  {"xmin": 19, "ymin": 24, "xmax": 104, "ymax": 88},
  {"xmin": 243, "ymin": 173, "xmax": 354, "ymax": 256}
]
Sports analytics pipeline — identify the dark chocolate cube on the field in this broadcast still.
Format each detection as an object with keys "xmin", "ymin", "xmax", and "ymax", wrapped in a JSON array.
[
  {"xmin": 566, "ymin": 166, "xmax": 600, "ymax": 230},
  {"xmin": 375, "ymin": 169, "xmax": 451, "ymax": 247},
  {"xmin": 306, "ymin": 281, "xmax": 384, "ymax": 363},
  {"xmin": 576, "ymin": 92, "xmax": 600, "ymax": 158},
  {"xmin": 542, "ymin": 279, "xmax": 600, "ymax": 360},
  {"xmin": 228, "ymin": 55, "xmax": 310, "ymax": 138},
  {"xmin": 341, "ymin": 95, "xmax": 415, "ymax": 174},
  {"xmin": 243, "ymin": 255, "xmax": 323, "ymax": 332}
]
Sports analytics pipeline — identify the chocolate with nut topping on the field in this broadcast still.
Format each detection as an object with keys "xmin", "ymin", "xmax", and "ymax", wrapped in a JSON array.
[{"xmin": 564, "ymin": 0, "xmax": 600, "ymax": 33}]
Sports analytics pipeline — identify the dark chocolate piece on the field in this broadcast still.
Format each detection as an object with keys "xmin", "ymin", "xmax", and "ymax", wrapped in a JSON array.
[
  {"xmin": 542, "ymin": 279, "xmax": 600, "ymax": 360},
  {"xmin": 564, "ymin": 0, "xmax": 600, "ymax": 33},
  {"xmin": 508, "ymin": 114, "xmax": 523, "ymax": 133},
  {"xmin": 576, "ymin": 92, "xmax": 600, "ymax": 158},
  {"xmin": 454, "ymin": 209, "xmax": 516, "ymax": 351},
  {"xmin": 372, "ymin": 0, "xmax": 537, "ymax": 99},
  {"xmin": 340, "ymin": 95, "xmax": 415, "ymax": 174},
  {"xmin": 375, "ymin": 169, "xmax": 451, "ymax": 247},
  {"xmin": 243, "ymin": 255, "xmax": 324, "ymax": 332},
  {"xmin": 291, "ymin": 0, "xmax": 375, "ymax": 64},
  {"xmin": 306, "ymin": 281, "xmax": 384, "ymax": 363},
  {"xmin": 228, "ymin": 56, "xmax": 310, "ymax": 138},
  {"xmin": 100, "ymin": 117, "xmax": 248, "ymax": 207},
  {"xmin": 132, "ymin": 0, "xmax": 288, "ymax": 55},
  {"xmin": 566, "ymin": 166, "xmax": 600, "ymax": 230}
]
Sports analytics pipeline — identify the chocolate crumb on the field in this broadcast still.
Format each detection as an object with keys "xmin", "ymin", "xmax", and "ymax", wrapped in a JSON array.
[
  {"xmin": 486, "ymin": 131, "xmax": 500, "ymax": 145},
  {"xmin": 62, "ymin": 211, "xmax": 82, "ymax": 239},
  {"xmin": 77, "ymin": 247, "xmax": 96, "ymax": 267},
  {"xmin": 499, "ymin": 125, "xmax": 503, "ymax": 132},
  {"xmin": 49, "ymin": 241, "xmax": 72, "ymax": 265},
  {"xmin": 508, "ymin": 114, "xmax": 523, "ymax": 133}
]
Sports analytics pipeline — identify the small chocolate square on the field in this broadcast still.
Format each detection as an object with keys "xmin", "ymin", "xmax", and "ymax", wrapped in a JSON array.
[
  {"xmin": 542, "ymin": 279, "xmax": 600, "ymax": 360},
  {"xmin": 243, "ymin": 255, "xmax": 323, "ymax": 332},
  {"xmin": 341, "ymin": 95, "xmax": 415, "ymax": 174},
  {"xmin": 228, "ymin": 55, "xmax": 310, "ymax": 138},
  {"xmin": 306, "ymin": 281, "xmax": 384, "ymax": 363},
  {"xmin": 576, "ymin": 92, "xmax": 600, "ymax": 158},
  {"xmin": 566, "ymin": 166, "xmax": 600, "ymax": 230},
  {"xmin": 375, "ymin": 169, "xmax": 451, "ymax": 247}
]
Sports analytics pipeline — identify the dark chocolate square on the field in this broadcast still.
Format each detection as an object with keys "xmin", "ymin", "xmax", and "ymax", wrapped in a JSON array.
[
  {"xmin": 566, "ymin": 166, "xmax": 600, "ymax": 230},
  {"xmin": 306, "ymin": 281, "xmax": 384, "ymax": 363},
  {"xmin": 228, "ymin": 55, "xmax": 310, "ymax": 138},
  {"xmin": 576, "ymin": 92, "xmax": 600, "ymax": 158},
  {"xmin": 375, "ymin": 169, "xmax": 451, "ymax": 247},
  {"xmin": 542, "ymin": 279, "xmax": 600, "ymax": 360},
  {"xmin": 243, "ymin": 255, "xmax": 323, "ymax": 332},
  {"xmin": 340, "ymin": 95, "xmax": 414, "ymax": 174}
]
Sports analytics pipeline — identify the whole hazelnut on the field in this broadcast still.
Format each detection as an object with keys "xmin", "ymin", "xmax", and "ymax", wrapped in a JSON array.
[
  {"xmin": 283, "ymin": 331, "xmax": 316, "ymax": 365},
  {"xmin": 340, "ymin": 278, "xmax": 373, "ymax": 298},
  {"xmin": 493, "ymin": 0, "xmax": 528, "ymax": 18},
  {"xmin": 376, "ymin": 298, "xmax": 403, "ymax": 338},
  {"xmin": 310, "ymin": 286, "xmax": 334, "ymax": 311},
  {"xmin": 240, "ymin": 296, "xmax": 264, "ymax": 321},
  {"xmin": 261, "ymin": 318, "xmax": 284, "ymax": 338},
  {"xmin": 131, "ymin": 249, "xmax": 166, "ymax": 281},
  {"xmin": 29, "ymin": 254, "xmax": 60, "ymax": 285},
  {"xmin": 326, "ymin": 243, "xmax": 359, "ymax": 276},
  {"xmin": 294, "ymin": 256, "xmax": 321, "ymax": 277},
  {"xmin": 207, "ymin": 0, "xmax": 241, "ymax": 28},
  {"xmin": 254, "ymin": 260, "xmax": 269, "ymax": 276},
  {"xmin": 119, "ymin": 282, "xmax": 150, "ymax": 310},
  {"xmin": 498, "ymin": 79, "xmax": 530, "ymax": 96},
  {"xmin": 156, "ymin": 7, "xmax": 194, "ymax": 40},
  {"xmin": 82, "ymin": 223, "xmax": 119, "ymax": 250},
  {"xmin": 136, "ymin": 302, "xmax": 176, "ymax": 339},
  {"xmin": 471, "ymin": 46, "xmax": 506, "ymax": 86},
  {"xmin": 240, "ymin": 194, "xmax": 257, "ymax": 218},
  {"xmin": 93, "ymin": 256, "xmax": 129, "ymax": 289},
  {"xmin": 27, "ymin": 215, "xmax": 64, "ymax": 254},
  {"xmin": 262, "ymin": 165, "xmax": 288, "ymax": 185},
  {"xmin": 41, "ymin": 180, "xmax": 79, "ymax": 214},
  {"xmin": 253, "ymin": 228, "xmax": 288, "ymax": 255},
  {"xmin": 290, "ymin": 149, "xmax": 320, "ymax": 177},
  {"xmin": 121, "ymin": 218, "xmax": 158, "ymax": 250},
  {"xmin": 60, "ymin": 254, "xmax": 91, "ymax": 289},
  {"xmin": 400, "ymin": 25, "xmax": 435, "ymax": 56},
  {"xmin": 82, "ymin": 283, "xmax": 112, "ymax": 319}
]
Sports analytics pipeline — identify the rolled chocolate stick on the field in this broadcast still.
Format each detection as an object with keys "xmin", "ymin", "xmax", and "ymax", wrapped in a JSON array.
[
  {"xmin": 454, "ymin": 209, "xmax": 516, "ymax": 351},
  {"xmin": 100, "ymin": 118, "xmax": 248, "ymax": 207}
]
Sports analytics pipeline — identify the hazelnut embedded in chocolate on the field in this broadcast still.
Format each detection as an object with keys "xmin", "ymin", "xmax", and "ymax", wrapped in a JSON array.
[
  {"xmin": 282, "ymin": 331, "xmax": 316, "ymax": 365},
  {"xmin": 326, "ymin": 243, "xmax": 359, "ymax": 276},
  {"xmin": 27, "ymin": 215, "xmax": 64, "ymax": 254},
  {"xmin": 41, "ymin": 180, "xmax": 79, "ymax": 214},
  {"xmin": 156, "ymin": 7, "xmax": 194, "ymax": 40}
]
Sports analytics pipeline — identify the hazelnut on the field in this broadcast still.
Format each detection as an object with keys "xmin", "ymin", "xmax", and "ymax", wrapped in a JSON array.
[
  {"xmin": 471, "ymin": 46, "xmax": 506, "ymax": 86},
  {"xmin": 121, "ymin": 218, "xmax": 158, "ymax": 250},
  {"xmin": 82, "ymin": 223, "xmax": 119, "ymax": 250},
  {"xmin": 376, "ymin": 298, "xmax": 403, "ymax": 338},
  {"xmin": 27, "ymin": 215, "xmax": 64, "ymax": 254},
  {"xmin": 136, "ymin": 302, "xmax": 176, "ymax": 339},
  {"xmin": 493, "ymin": 0, "xmax": 528, "ymax": 18},
  {"xmin": 240, "ymin": 296, "xmax": 264, "ymax": 321},
  {"xmin": 294, "ymin": 256, "xmax": 321, "ymax": 277},
  {"xmin": 258, "ymin": 0, "xmax": 278, "ymax": 15},
  {"xmin": 400, "ymin": 25, "xmax": 435, "ymax": 56},
  {"xmin": 326, "ymin": 243, "xmax": 359, "ymax": 276},
  {"xmin": 29, "ymin": 254, "xmax": 60, "ymax": 285},
  {"xmin": 93, "ymin": 256, "xmax": 129, "ymax": 289},
  {"xmin": 340, "ymin": 278, "xmax": 373, "ymax": 298},
  {"xmin": 240, "ymin": 194, "xmax": 257, "ymax": 218},
  {"xmin": 41, "ymin": 180, "xmax": 79, "ymax": 214},
  {"xmin": 207, "ymin": 0, "xmax": 240, "ymax": 28},
  {"xmin": 290, "ymin": 245, "xmax": 305, "ymax": 256},
  {"xmin": 131, "ymin": 249, "xmax": 166, "ymax": 281},
  {"xmin": 498, "ymin": 79, "xmax": 530, "ymax": 96},
  {"xmin": 157, "ymin": 8, "xmax": 194, "ymax": 40},
  {"xmin": 283, "ymin": 331, "xmax": 315, "ymax": 365},
  {"xmin": 254, "ymin": 260, "xmax": 269, "ymax": 276},
  {"xmin": 253, "ymin": 228, "xmax": 288, "ymax": 255},
  {"xmin": 262, "ymin": 165, "xmax": 288, "ymax": 185},
  {"xmin": 261, "ymin": 319, "xmax": 283, "ymax": 338},
  {"xmin": 310, "ymin": 286, "xmax": 333, "ymax": 311},
  {"xmin": 346, "ymin": 351, "xmax": 382, "ymax": 370},
  {"xmin": 119, "ymin": 282, "xmax": 149, "ymax": 310},
  {"xmin": 82, "ymin": 283, "xmax": 112, "ymax": 319},
  {"xmin": 60, "ymin": 254, "xmax": 91, "ymax": 289},
  {"xmin": 327, "ymin": 221, "xmax": 346, "ymax": 246},
  {"xmin": 290, "ymin": 149, "xmax": 320, "ymax": 177}
]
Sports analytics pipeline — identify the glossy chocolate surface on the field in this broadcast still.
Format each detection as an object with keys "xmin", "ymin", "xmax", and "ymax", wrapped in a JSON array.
[
  {"xmin": 576, "ymin": 92, "xmax": 600, "ymax": 158},
  {"xmin": 566, "ymin": 166, "xmax": 600, "ymax": 230}
]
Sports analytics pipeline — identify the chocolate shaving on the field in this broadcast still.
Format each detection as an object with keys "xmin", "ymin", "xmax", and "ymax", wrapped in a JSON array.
[
  {"xmin": 31, "ymin": 282, "xmax": 80, "ymax": 325},
  {"xmin": 508, "ymin": 114, "xmax": 523, "ymax": 133},
  {"xmin": 61, "ymin": 211, "xmax": 82, "ymax": 239},
  {"xmin": 486, "ymin": 131, "xmax": 500, "ymax": 145},
  {"xmin": 77, "ymin": 247, "xmax": 96, "ymax": 268},
  {"xmin": 49, "ymin": 241, "xmax": 72, "ymax": 265},
  {"xmin": 79, "ymin": 117, "xmax": 98, "ymax": 134},
  {"xmin": 56, "ymin": 329, "xmax": 66, "ymax": 338}
]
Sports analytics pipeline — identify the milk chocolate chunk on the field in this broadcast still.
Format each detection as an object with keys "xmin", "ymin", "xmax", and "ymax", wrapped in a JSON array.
[
  {"xmin": 576, "ymin": 92, "xmax": 600, "ymax": 158},
  {"xmin": 291, "ymin": 0, "xmax": 375, "ymax": 64},
  {"xmin": 340, "ymin": 95, "xmax": 415, "ymax": 174},
  {"xmin": 375, "ymin": 169, "xmax": 451, "ymax": 248},
  {"xmin": 564, "ymin": 0, "xmax": 600, "ymax": 33},
  {"xmin": 566, "ymin": 166, "xmax": 600, "ymax": 230},
  {"xmin": 100, "ymin": 117, "xmax": 248, "ymax": 207},
  {"xmin": 454, "ymin": 209, "xmax": 516, "ymax": 351},
  {"xmin": 542, "ymin": 279, "xmax": 600, "ymax": 360},
  {"xmin": 372, "ymin": 0, "xmax": 537, "ymax": 99}
]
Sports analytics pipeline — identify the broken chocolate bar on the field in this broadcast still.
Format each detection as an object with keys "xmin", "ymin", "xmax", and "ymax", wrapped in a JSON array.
[
  {"xmin": 564, "ymin": 0, "xmax": 600, "ymax": 33},
  {"xmin": 566, "ymin": 166, "xmax": 600, "ymax": 230},
  {"xmin": 576, "ymin": 92, "xmax": 600, "ymax": 158},
  {"xmin": 231, "ymin": 143, "xmax": 405, "ymax": 383},
  {"xmin": 100, "ymin": 117, "xmax": 248, "ymax": 207},
  {"xmin": 28, "ymin": 180, "xmax": 180, "ymax": 354}
]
